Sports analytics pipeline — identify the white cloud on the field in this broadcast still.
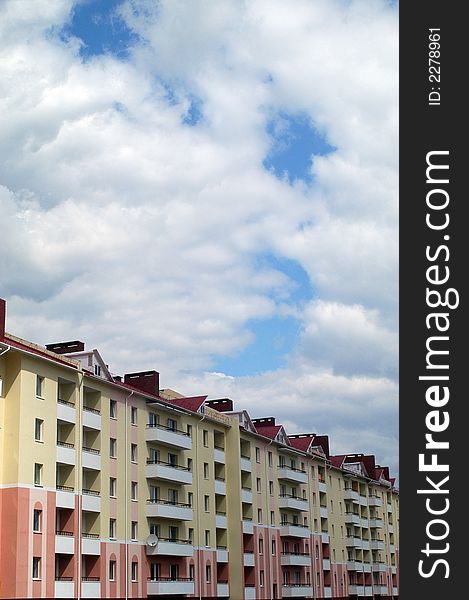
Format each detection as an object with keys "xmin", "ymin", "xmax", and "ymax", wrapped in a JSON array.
[{"xmin": 0, "ymin": 0, "xmax": 398, "ymax": 474}]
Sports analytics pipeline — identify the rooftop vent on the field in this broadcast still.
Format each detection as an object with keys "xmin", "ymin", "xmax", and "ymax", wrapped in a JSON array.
[
  {"xmin": 124, "ymin": 370, "xmax": 160, "ymax": 397},
  {"xmin": 205, "ymin": 398, "xmax": 234, "ymax": 413},
  {"xmin": 45, "ymin": 341, "xmax": 85, "ymax": 354},
  {"xmin": 251, "ymin": 417, "xmax": 276, "ymax": 427}
]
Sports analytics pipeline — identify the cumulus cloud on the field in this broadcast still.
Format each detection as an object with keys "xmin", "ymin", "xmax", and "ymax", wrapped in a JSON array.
[{"xmin": 0, "ymin": 0, "xmax": 398, "ymax": 474}]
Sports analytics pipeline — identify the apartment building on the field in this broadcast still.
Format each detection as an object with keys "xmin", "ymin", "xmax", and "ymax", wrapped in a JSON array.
[{"xmin": 0, "ymin": 298, "xmax": 399, "ymax": 599}]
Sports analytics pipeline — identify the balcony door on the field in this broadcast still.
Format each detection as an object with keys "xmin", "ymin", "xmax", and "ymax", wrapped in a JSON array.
[
  {"xmin": 150, "ymin": 563, "xmax": 159, "ymax": 581},
  {"xmin": 168, "ymin": 489, "xmax": 178, "ymax": 505},
  {"xmin": 168, "ymin": 526, "xmax": 178, "ymax": 542},
  {"xmin": 169, "ymin": 564, "xmax": 179, "ymax": 581}
]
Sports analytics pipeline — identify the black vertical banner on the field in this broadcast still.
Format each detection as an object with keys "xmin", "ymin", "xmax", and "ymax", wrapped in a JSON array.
[{"xmin": 400, "ymin": 2, "xmax": 465, "ymax": 599}]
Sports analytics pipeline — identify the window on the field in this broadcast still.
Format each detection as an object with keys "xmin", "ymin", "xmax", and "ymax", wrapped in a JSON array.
[
  {"xmin": 188, "ymin": 492, "xmax": 193, "ymax": 507},
  {"xmin": 168, "ymin": 452, "xmax": 178, "ymax": 467},
  {"xmin": 203, "ymin": 430, "xmax": 209, "ymax": 447},
  {"xmin": 257, "ymin": 508, "xmax": 263, "ymax": 523},
  {"xmin": 34, "ymin": 418, "xmax": 43, "ymax": 442},
  {"xmin": 109, "ymin": 518, "xmax": 116, "ymax": 539},
  {"xmin": 204, "ymin": 463, "xmax": 209, "ymax": 479},
  {"xmin": 167, "ymin": 418, "xmax": 177, "ymax": 431},
  {"xmin": 110, "ymin": 399, "xmax": 117, "ymax": 418},
  {"xmin": 259, "ymin": 538, "xmax": 264, "ymax": 554},
  {"xmin": 187, "ymin": 458, "xmax": 193, "ymax": 471},
  {"xmin": 131, "ymin": 561, "xmax": 138, "ymax": 582},
  {"xmin": 188, "ymin": 528, "xmax": 194, "ymax": 543},
  {"xmin": 260, "ymin": 570, "xmax": 265, "ymax": 587},
  {"xmin": 32, "ymin": 557, "xmax": 41, "ymax": 579},
  {"xmin": 131, "ymin": 481, "xmax": 138, "ymax": 500},
  {"xmin": 36, "ymin": 376, "xmax": 44, "ymax": 398},
  {"xmin": 109, "ymin": 560, "xmax": 116, "ymax": 581},
  {"xmin": 131, "ymin": 521, "xmax": 138, "ymax": 540},
  {"xmin": 205, "ymin": 530, "xmax": 210, "ymax": 547},
  {"xmin": 148, "ymin": 412, "xmax": 157, "ymax": 426},
  {"xmin": 131, "ymin": 406, "xmax": 137, "ymax": 425},
  {"xmin": 204, "ymin": 495, "xmax": 210, "ymax": 512},
  {"xmin": 34, "ymin": 463, "xmax": 42, "ymax": 487},
  {"xmin": 94, "ymin": 364, "xmax": 101, "ymax": 377},
  {"xmin": 255, "ymin": 447, "xmax": 260, "ymax": 463},
  {"xmin": 33, "ymin": 509, "xmax": 42, "ymax": 532},
  {"xmin": 268, "ymin": 451, "xmax": 273, "ymax": 467},
  {"xmin": 205, "ymin": 564, "xmax": 211, "ymax": 583},
  {"xmin": 272, "ymin": 539, "xmax": 276, "ymax": 555},
  {"xmin": 131, "ymin": 443, "xmax": 137, "ymax": 463},
  {"xmin": 110, "ymin": 438, "xmax": 117, "ymax": 458},
  {"xmin": 311, "ymin": 465, "xmax": 316, "ymax": 479},
  {"xmin": 270, "ymin": 511, "xmax": 275, "ymax": 526},
  {"xmin": 269, "ymin": 481, "xmax": 274, "ymax": 495},
  {"xmin": 256, "ymin": 478, "xmax": 261, "ymax": 493},
  {"xmin": 110, "ymin": 477, "xmax": 116, "ymax": 497},
  {"xmin": 187, "ymin": 424, "xmax": 192, "ymax": 436}
]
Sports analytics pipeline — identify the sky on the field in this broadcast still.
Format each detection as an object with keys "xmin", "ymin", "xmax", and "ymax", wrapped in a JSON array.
[{"xmin": 0, "ymin": 0, "xmax": 398, "ymax": 475}]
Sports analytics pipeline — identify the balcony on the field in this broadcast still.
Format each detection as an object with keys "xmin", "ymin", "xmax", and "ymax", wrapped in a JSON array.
[
  {"xmin": 369, "ymin": 517, "xmax": 383, "ymax": 528},
  {"xmin": 215, "ymin": 478, "xmax": 226, "ymax": 495},
  {"xmin": 392, "ymin": 565, "xmax": 397, "ymax": 574},
  {"xmin": 387, "ymin": 502, "xmax": 393, "ymax": 513},
  {"xmin": 388, "ymin": 524, "xmax": 394, "ymax": 534},
  {"xmin": 147, "ymin": 578, "xmax": 195, "ymax": 596},
  {"xmin": 214, "ymin": 447, "xmax": 225, "ymax": 463},
  {"xmin": 279, "ymin": 523, "xmax": 310, "ymax": 538},
  {"xmin": 279, "ymin": 495, "xmax": 309, "ymax": 512},
  {"xmin": 82, "ymin": 490, "xmax": 101, "ymax": 512},
  {"xmin": 346, "ymin": 536, "xmax": 362, "ymax": 549},
  {"xmin": 243, "ymin": 552, "xmax": 255, "ymax": 567},
  {"xmin": 372, "ymin": 562, "xmax": 387, "ymax": 573},
  {"xmin": 216, "ymin": 512, "xmax": 228, "ymax": 529},
  {"xmin": 318, "ymin": 481, "xmax": 327, "ymax": 494},
  {"xmin": 146, "ymin": 538, "xmax": 194, "ymax": 557},
  {"xmin": 345, "ymin": 512, "xmax": 361, "ymax": 526},
  {"xmin": 242, "ymin": 520, "xmax": 254, "ymax": 535},
  {"xmin": 146, "ymin": 499, "xmax": 193, "ymax": 521},
  {"xmin": 145, "ymin": 423, "xmax": 192, "ymax": 450},
  {"xmin": 364, "ymin": 585, "xmax": 373, "ymax": 596},
  {"xmin": 322, "ymin": 558, "xmax": 331, "ymax": 570},
  {"xmin": 56, "ymin": 486, "xmax": 75, "ymax": 509},
  {"xmin": 321, "ymin": 531, "xmax": 330, "ymax": 544},
  {"xmin": 319, "ymin": 505, "xmax": 328, "ymax": 519},
  {"xmin": 344, "ymin": 488, "xmax": 360, "ymax": 502},
  {"xmin": 57, "ymin": 399, "xmax": 76, "ymax": 424},
  {"xmin": 81, "ymin": 579, "xmax": 101, "ymax": 598},
  {"xmin": 361, "ymin": 539, "xmax": 370, "ymax": 551},
  {"xmin": 82, "ymin": 406, "xmax": 101, "ymax": 430},
  {"xmin": 370, "ymin": 539, "xmax": 385, "ymax": 550},
  {"xmin": 324, "ymin": 587, "xmax": 332, "ymax": 598},
  {"xmin": 347, "ymin": 560, "xmax": 363, "ymax": 571},
  {"xmin": 349, "ymin": 585, "xmax": 364, "ymax": 595},
  {"xmin": 55, "ymin": 579, "xmax": 74, "ymax": 598},
  {"xmin": 393, "ymin": 586, "xmax": 399, "ymax": 596},
  {"xmin": 377, "ymin": 583, "xmax": 389, "ymax": 593},
  {"xmin": 56, "ymin": 442, "xmax": 75, "ymax": 466},
  {"xmin": 280, "ymin": 552, "xmax": 311, "ymax": 567},
  {"xmin": 82, "ymin": 447, "xmax": 101, "ymax": 470},
  {"xmin": 55, "ymin": 531, "xmax": 75, "ymax": 554},
  {"xmin": 281, "ymin": 585, "xmax": 314, "ymax": 598},
  {"xmin": 216, "ymin": 547, "xmax": 229, "ymax": 562},
  {"xmin": 360, "ymin": 518, "xmax": 369, "ymax": 529},
  {"xmin": 278, "ymin": 465, "xmax": 308, "ymax": 484},
  {"xmin": 368, "ymin": 495, "xmax": 382, "ymax": 507},
  {"xmin": 390, "ymin": 543, "xmax": 396, "ymax": 554},
  {"xmin": 240, "ymin": 455, "xmax": 252, "ymax": 472},
  {"xmin": 217, "ymin": 582, "xmax": 229, "ymax": 597},
  {"xmin": 82, "ymin": 534, "xmax": 100, "ymax": 555},
  {"xmin": 241, "ymin": 487, "xmax": 253, "ymax": 504},
  {"xmin": 244, "ymin": 586, "xmax": 256, "ymax": 600},
  {"xmin": 146, "ymin": 460, "xmax": 192, "ymax": 485},
  {"xmin": 359, "ymin": 495, "xmax": 368, "ymax": 506},
  {"xmin": 363, "ymin": 562, "xmax": 372, "ymax": 573}
]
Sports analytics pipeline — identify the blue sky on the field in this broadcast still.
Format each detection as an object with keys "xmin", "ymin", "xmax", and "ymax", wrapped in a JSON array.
[{"xmin": 0, "ymin": 0, "xmax": 398, "ymax": 472}]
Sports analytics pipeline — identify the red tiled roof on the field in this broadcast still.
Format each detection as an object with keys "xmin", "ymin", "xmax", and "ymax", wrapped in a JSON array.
[
  {"xmin": 5, "ymin": 335, "xmax": 79, "ymax": 369},
  {"xmin": 330, "ymin": 455, "xmax": 345, "ymax": 468},
  {"xmin": 288, "ymin": 437, "xmax": 313, "ymax": 452},
  {"xmin": 253, "ymin": 424, "xmax": 282, "ymax": 439},
  {"xmin": 165, "ymin": 395, "xmax": 207, "ymax": 413}
]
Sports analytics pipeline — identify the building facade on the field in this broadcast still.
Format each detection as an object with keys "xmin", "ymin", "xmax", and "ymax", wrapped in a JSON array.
[{"xmin": 0, "ymin": 298, "xmax": 399, "ymax": 599}]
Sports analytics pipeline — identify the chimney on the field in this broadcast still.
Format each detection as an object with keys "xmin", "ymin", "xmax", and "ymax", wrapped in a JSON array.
[
  {"xmin": 124, "ymin": 370, "xmax": 160, "ymax": 396},
  {"xmin": 251, "ymin": 417, "xmax": 276, "ymax": 427},
  {"xmin": 45, "ymin": 341, "xmax": 85, "ymax": 355},
  {"xmin": 0, "ymin": 298, "xmax": 5, "ymax": 339},
  {"xmin": 205, "ymin": 398, "xmax": 234, "ymax": 413}
]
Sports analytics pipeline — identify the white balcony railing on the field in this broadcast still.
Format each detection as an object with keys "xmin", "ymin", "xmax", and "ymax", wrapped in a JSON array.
[
  {"xmin": 279, "ymin": 495, "xmax": 309, "ymax": 512},
  {"xmin": 146, "ymin": 460, "xmax": 192, "ymax": 485},
  {"xmin": 147, "ymin": 579, "xmax": 195, "ymax": 596},
  {"xmin": 278, "ymin": 465, "xmax": 308, "ymax": 484},
  {"xmin": 146, "ymin": 499, "xmax": 193, "ymax": 521},
  {"xmin": 145, "ymin": 424, "xmax": 192, "ymax": 450}
]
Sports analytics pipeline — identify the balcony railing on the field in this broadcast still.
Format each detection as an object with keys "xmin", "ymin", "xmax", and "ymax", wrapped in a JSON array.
[
  {"xmin": 82, "ymin": 488, "xmax": 100, "ymax": 496},
  {"xmin": 82, "ymin": 532, "xmax": 99, "ymax": 539},
  {"xmin": 56, "ymin": 484, "xmax": 74, "ymax": 492},
  {"xmin": 56, "ymin": 530, "xmax": 74, "ymax": 536},
  {"xmin": 147, "ymin": 498, "xmax": 192, "ymax": 508},
  {"xmin": 57, "ymin": 441, "xmax": 75, "ymax": 449},
  {"xmin": 146, "ymin": 423, "xmax": 190, "ymax": 436},
  {"xmin": 55, "ymin": 577, "xmax": 73, "ymax": 581},
  {"xmin": 82, "ymin": 446, "xmax": 100, "ymax": 454},
  {"xmin": 147, "ymin": 577, "xmax": 194, "ymax": 582},
  {"xmin": 278, "ymin": 465, "xmax": 306, "ymax": 473},
  {"xmin": 82, "ymin": 577, "xmax": 100, "ymax": 581},
  {"xmin": 83, "ymin": 406, "xmax": 101, "ymax": 415},
  {"xmin": 146, "ymin": 459, "xmax": 191, "ymax": 471},
  {"xmin": 158, "ymin": 536, "xmax": 193, "ymax": 545},
  {"xmin": 282, "ymin": 552, "xmax": 310, "ymax": 556},
  {"xmin": 57, "ymin": 399, "xmax": 75, "ymax": 407},
  {"xmin": 280, "ymin": 521, "xmax": 309, "ymax": 528}
]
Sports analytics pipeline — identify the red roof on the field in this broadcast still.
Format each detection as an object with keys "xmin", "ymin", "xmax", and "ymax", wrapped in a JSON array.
[
  {"xmin": 5, "ymin": 335, "xmax": 79, "ymax": 369},
  {"xmin": 165, "ymin": 395, "xmax": 207, "ymax": 413},
  {"xmin": 330, "ymin": 455, "xmax": 345, "ymax": 468},
  {"xmin": 288, "ymin": 436, "xmax": 314, "ymax": 452},
  {"xmin": 253, "ymin": 424, "xmax": 282, "ymax": 439}
]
